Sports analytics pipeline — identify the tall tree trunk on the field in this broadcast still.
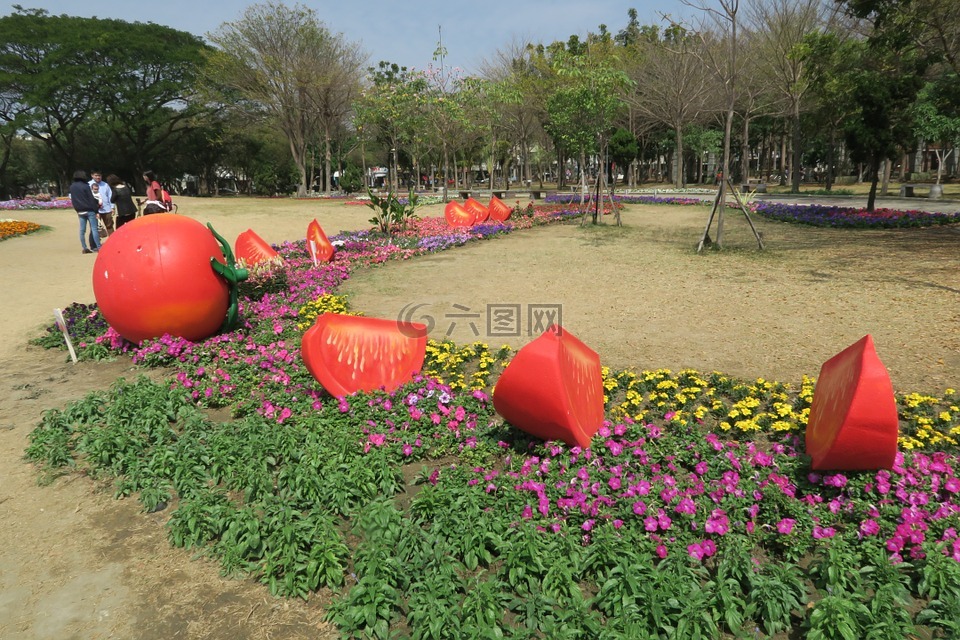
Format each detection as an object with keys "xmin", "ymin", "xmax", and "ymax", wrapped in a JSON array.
[
  {"xmin": 791, "ymin": 102, "xmax": 802, "ymax": 193},
  {"xmin": 674, "ymin": 124, "xmax": 684, "ymax": 189},
  {"xmin": 866, "ymin": 155, "xmax": 881, "ymax": 212},
  {"xmin": 324, "ymin": 124, "xmax": 332, "ymax": 194},
  {"xmin": 741, "ymin": 116, "xmax": 751, "ymax": 184}
]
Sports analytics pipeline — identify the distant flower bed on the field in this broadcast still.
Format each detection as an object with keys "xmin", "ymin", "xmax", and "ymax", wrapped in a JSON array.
[
  {"xmin": 545, "ymin": 193, "xmax": 706, "ymax": 207},
  {"xmin": 0, "ymin": 218, "xmax": 44, "ymax": 240},
  {"xmin": 752, "ymin": 202, "xmax": 960, "ymax": 228},
  {"xmin": 0, "ymin": 197, "xmax": 71, "ymax": 211}
]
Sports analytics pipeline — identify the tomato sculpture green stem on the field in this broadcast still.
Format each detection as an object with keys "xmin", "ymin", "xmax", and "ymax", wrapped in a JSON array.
[{"xmin": 207, "ymin": 223, "xmax": 249, "ymax": 332}]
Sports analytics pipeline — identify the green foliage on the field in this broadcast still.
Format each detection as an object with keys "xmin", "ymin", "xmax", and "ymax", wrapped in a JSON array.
[
  {"xmin": 339, "ymin": 164, "xmax": 363, "ymax": 193},
  {"xmin": 365, "ymin": 188, "xmax": 419, "ymax": 234}
]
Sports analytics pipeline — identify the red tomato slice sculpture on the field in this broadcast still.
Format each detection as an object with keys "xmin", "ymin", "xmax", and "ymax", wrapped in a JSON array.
[
  {"xmin": 488, "ymin": 196, "xmax": 513, "ymax": 222},
  {"xmin": 805, "ymin": 335, "xmax": 898, "ymax": 471},
  {"xmin": 301, "ymin": 313, "xmax": 428, "ymax": 397},
  {"xmin": 307, "ymin": 218, "xmax": 335, "ymax": 264},
  {"xmin": 464, "ymin": 197, "xmax": 489, "ymax": 224},
  {"xmin": 493, "ymin": 325, "xmax": 604, "ymax": 449},
  {"xmin": 93, "ymin": 214, "xmax": 234, "ymax": 344},
  {"xmin": 444, "ymin": 200, "xmax": 475, "ymax": 227},
  {"xmin": 234, "ymin": 228, "xmax": 280, "ymax": 266}
]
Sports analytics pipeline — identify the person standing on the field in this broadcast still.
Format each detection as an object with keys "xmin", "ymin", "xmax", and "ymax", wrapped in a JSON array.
[
  {"xmin": 106, "ymin": 174, "xmax": 137, "ymax": 228},
  {"xmin": 89, "ymin": 170, "xmax": 114, "ymax": 236},
  {"xmin": 69, "ymin": 170, "xmax": 101, "ymax": 254}
]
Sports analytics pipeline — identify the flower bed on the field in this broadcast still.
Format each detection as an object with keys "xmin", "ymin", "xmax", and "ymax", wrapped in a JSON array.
[
  {"xmin": 25, "ymin": 207, "xmax": 960, "ymax": 637},
  {"xmin": 0, "ymin": 218, "xmax": 44, "ymax": 240},
  {"xmin": 0, "ymin": 197, "xmax": 72, "ymax": 210},
  {"xmin": 752, "ymin": 201, "xmax": 960, "ymax": 228}
]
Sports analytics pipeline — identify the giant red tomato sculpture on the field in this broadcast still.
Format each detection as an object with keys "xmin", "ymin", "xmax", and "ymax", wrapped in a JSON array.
[
  {"xmin": 493, "ymin": 325, "xmax": 604, "ymax": 449},
  {"xmin": 92, "ymin": 214, "xmax": 239, "ymax": 344},
  {"xmin": 301, "ymin": 313, "xmax": 427, "ymax": 396}
]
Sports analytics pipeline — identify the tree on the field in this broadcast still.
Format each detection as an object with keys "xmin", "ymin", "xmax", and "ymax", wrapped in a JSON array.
[
  {"xmin": 0, "ymin": 7, "xmax": 209, "ymax": 188},
  {"xmin": 627, "ymin": 26, "xmax": 712, "ymax": 190},
  {"xmin": 911, "ymin": 78, "xmax": 960, "ymax": 184},
  {"xmin": 748, "ymin": 0, "xmax": 833, "ymax": 193},
  {"xmin": 833, "ymin": 0, "xmax": 930, "ymax": 211},
  {"xmin": 206, "ymin": 2, "xmax": 366, "ymax": 197}
]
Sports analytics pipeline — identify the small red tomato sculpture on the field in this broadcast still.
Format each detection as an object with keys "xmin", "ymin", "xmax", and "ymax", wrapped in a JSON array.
[
  {"xmin": 444, "ymin": 200, "xmax": 475, "ymax": 227},
  {"xmin": 488, "ymin": 196, "xmax": 513, "ymax": 222},
  {"xmin": 307, "ymin": 218, "xmax": 335, "ymax": 264},
  {"xmin": 493, "ymin": 325, "xmax": 604, "ymax": 449},
  {"xmin": 235, "ymin": 228, "xmax": 280, "ymax": 266},
  {"xmin": 464, "ymin": 197, "xmax": 489, "ymax": 223},
  {"xmin": 92, "ymin": 214, "xmax": 240, "ymax": 344},
  {"xmin": 301, "ymin": 313, "xmax": 427, "ymax": 397},
  {"xmin": 805, "ymin": 335, "xmax": 898, "ymax": 470}
]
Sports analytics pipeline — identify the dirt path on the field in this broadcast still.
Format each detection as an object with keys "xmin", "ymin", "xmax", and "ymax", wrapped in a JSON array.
[
  {"xmin": 0, "ymin": 199, "xmax": 373, "ymax": 640},
  {"xmin": 1, "ymin": 195, "xmax": 958, "ymax": 638}
]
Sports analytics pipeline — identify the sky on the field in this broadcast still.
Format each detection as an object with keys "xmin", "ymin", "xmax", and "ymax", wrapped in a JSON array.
[{"xmin": 8, "ymin": 0, "xmax": 694, "ymax": 74}]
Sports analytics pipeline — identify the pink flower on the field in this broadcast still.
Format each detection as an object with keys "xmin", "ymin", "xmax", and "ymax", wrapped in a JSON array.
[
  {"xmin": 675, "ymin": 497, "xmax": 697, "ymax": 515},
  {"xmin": 813, "ymin": 526, "xmax": 836, "ymax": 539},
  {"xmin": 402, "ymin": 444, "xmax": 413, "ymax": 456},
  {"xmin": 859, "ymin": 519, "xmax": 880, "ymax": 537},
  {"xmin": 777, "ymin": 518, "xmax": 796, "ymax": 535},
  {"xmin": 521, "ymin": 505, "xmax": 533, "ymax": 520},
  {"xmin": 704, "ymin": 510, "xmax": 730, "ymax": 536},
  {"xmin": 945, "ymin": 477, "xmax": 960, "ymax": 494}
]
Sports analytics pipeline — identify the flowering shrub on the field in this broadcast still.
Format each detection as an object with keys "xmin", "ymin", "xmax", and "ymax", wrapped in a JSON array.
[
  {"xmin": 0, "ymin": 218, "xmax": 44, "ymax": 240},
  {"xmin": 24, "ymin": 207, "xmax": 960, "ymax": 636}
]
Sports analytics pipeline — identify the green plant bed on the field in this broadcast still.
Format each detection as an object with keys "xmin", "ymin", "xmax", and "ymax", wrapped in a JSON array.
[{"xmin": 24, "ymin": 208, "xmax": 960, "ymax": 638}]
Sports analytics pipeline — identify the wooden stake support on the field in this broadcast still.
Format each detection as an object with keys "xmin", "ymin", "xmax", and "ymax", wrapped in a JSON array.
[{"xmin": 696, "ymin": 178, "xmax": 764, "ymax": 253}]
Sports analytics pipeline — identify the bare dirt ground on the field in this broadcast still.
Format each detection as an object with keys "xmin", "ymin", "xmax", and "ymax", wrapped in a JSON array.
[{"xmin": 1, "ymin": 194, "xmax": 958, "ymax": 639}]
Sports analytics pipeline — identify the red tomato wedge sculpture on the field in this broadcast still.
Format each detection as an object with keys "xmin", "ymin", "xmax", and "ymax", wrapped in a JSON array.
[
  {"xmin": 488, "ymin": 196, "xmax": 512, "ymax": 222},
  {"xmin": 93, "ymin": 214, "xmax": 247, "ymax": 344},
  {"xmin": 444, "ymin": 200, "xmax": 475, "ymax": 227},
  {"xmin": 493, "ymin": 325, "xmax": 604, "ymax": 449},
  {"xmin": 307, "ymin": 218, "xmax": 335, "ymax": 264},
  {"xmin": 234, "ymin": 228, "xmax": 280, "ymax": 266},
  {"xmin": 805, "ymin": 335, "xmax": 898, "ymax": 471},
  {"xmin": 301, "ymin": 313, "xmax": 428, "ymax": 397},
  {"xmin": 464, "ymin": 197, "xmax": 489, "ymax": 224}
]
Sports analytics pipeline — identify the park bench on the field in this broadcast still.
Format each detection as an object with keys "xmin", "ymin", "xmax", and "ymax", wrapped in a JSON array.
[
  {"xmin": 492, "ymin": 190, "xmax": 515, "ymax": 199},
  {"xmin": 740, "ymin": 182, "xmax": 767, "ymax": 194},
  {"xmin": 458, "ymin": 190, "xmax": 471, "ymax": 199}
]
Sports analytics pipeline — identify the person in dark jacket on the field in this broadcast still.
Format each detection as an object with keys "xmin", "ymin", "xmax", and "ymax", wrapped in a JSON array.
[
  {"xmin": 68, "ymin": 170, "xmax": 101, "ymax": 253},
  {"xmin": 106, "ymin": 174, "xmax": 138, "ymax": 228}
]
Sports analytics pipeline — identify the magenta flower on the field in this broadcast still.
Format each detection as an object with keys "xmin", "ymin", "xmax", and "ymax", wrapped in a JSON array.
[
  {"xmin": 704, "ymin": 510, "xmax": 730, "ymax": 536},
  {"xmin": 675, "ymin": 497, "xmax": 697, "ymax": 515},
  {"xmin": 813, "ymin": 526, "xmax": 836, "ymax": 539},
  {"xmin": 777, "ymin": 518, "xmax": 796, "ymax": 535},
  {"xmin": 859, "ymin": 519, "xmax": 880, "ymax": 537}
]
